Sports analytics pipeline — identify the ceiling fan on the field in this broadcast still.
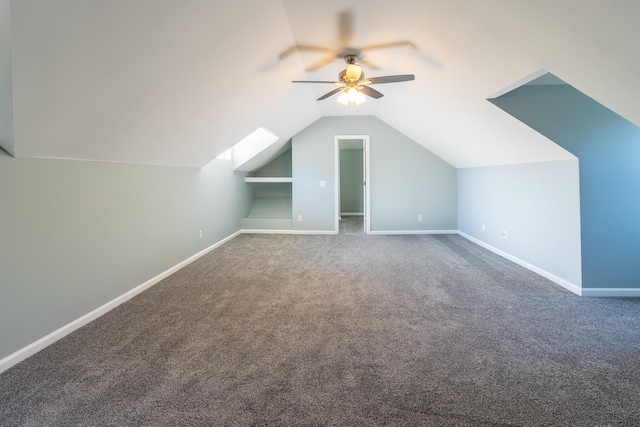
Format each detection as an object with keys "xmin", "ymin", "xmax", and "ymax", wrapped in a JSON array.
[
  {"xmin": 279, "ymin": 11, "xmax": 420, "ymax": 73},
  {"xmin": 292, "ymin": 54, "xmax": 415, "ymax": 104}
]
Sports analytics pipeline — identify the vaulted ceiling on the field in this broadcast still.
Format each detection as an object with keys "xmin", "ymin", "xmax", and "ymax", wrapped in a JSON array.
[{"xmin": 3, "ymin": 0, "xmax": 639, "ymax": 168}]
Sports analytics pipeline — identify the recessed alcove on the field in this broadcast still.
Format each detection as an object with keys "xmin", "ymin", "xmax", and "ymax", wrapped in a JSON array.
[{"xmin": 240, "ymin": 148, "xmax": 293, "ymax": 230}]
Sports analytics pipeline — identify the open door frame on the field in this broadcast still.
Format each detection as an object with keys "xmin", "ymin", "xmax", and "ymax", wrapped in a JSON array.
[{"xmin": 334, "ymin": 135, "xmax": 371, "ymax": 234}]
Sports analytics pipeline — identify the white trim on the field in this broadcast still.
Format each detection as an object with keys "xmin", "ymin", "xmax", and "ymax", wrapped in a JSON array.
[
  {"xmin": 369, "ymin": 230, "xmax": 458, "ymax": 235},
  {"xmin": 340, "ymin": 212, "xmax": 364, "ymax": 216},
  {"xmin": 240, "ymin": 229, "xmax": 338, "ymax": 235},
  {"xmin": 457, "ymin": 231, "xmax": 582, "ymax": 296},
  {"xmin": 334, "ymin": 138, "xmax": 340, "ymax": 233},
  {"xmin": 0, "ymin": 231, "xmax": 241, "ymax": 374},
  {"xmin": 335, "ymin": 135, "xmax": 371, "ymax": 234},
  {"xmin": 365, "ymin": 137, "xmax": 371, "ymax": 234},
  {"xmin": 245, "ymin": 177, "xmax": 292, "ymax": 183},
  {"xmin": 581, "ymin": 288, "xmax": 640, "ymax": 298}
]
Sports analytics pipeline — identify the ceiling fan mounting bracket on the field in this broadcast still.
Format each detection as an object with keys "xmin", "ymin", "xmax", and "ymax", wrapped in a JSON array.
[{"xmin": 344, "ymin": 54, "xmax": 358, "ymax": 64}]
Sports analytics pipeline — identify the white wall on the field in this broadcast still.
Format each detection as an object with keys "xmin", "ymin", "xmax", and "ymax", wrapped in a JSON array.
[
  {"xmin": 0, "ymin": 152, "xmax": 251, "ymax": 361},
  {"xmin": 457, "ymin": 160, "xmax": 582, "ymax": 291}
]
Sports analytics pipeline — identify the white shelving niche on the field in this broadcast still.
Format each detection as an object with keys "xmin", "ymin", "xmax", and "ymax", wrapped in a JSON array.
[{"xmin": 241, "ymin": 149, "xmax": 293, "ymax": 231}]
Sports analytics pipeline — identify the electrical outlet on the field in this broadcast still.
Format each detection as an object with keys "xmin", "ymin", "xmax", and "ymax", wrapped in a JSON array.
[
  {"xmin": 418, "ymin": 215, "xmax": 423, "ymax": 221},
  {"xmin": 199, "ymin": 230, "xmax": 203, "ymax": 239},
  {"xmin": 298, "ymin": 215, "xmax": 303, "ymax": 222},
  {"xmin": 503, "ymin": 230, "xmax": 508, "ymax": 239},
  {"xmin": 482, "ymin": 223, "xmax": 485, "ymax": 231},
  {"xmin": 319, "ymin": 180, "xmax": 326, "ymax": 187}
]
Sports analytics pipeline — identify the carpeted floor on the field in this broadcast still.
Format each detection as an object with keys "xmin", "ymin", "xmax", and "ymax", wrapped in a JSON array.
[
  {"xmin": 1, "ymin": 233, "xmax": 639, "ymax": 426},
  {"xmin": 339, "ymin": 215, "xmax": 364, "ymax": 234}
]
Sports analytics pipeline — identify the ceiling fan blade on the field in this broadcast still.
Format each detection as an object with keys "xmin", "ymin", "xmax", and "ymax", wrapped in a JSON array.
[
  {"xmin": 317, "ymin": 87, "xmax": 345, "ymax": 101},
  {"xmin": 292, "ymin": 80, "xmax": 342, "ymax": 84},
  {"xmin": 359, "ymin": 85, "xmax": 384, "ymax": 99},
  {"xmin": 279, "ymin": 45, "xmax": 335, "ymax": 60},
  {"xmin": 359, "ymin": 41, "xmax": 417, "ymax": 51},
  {"xmin": 338, "ymin": 11, "xmax": 354, "ymax": 47},
  {"xmin": 306, "ymin": 55, "xmax": 339, "ymax": 72},
  {"xmin": 366, "ymin": 74, "xmax": 415, "ymax": 84}
]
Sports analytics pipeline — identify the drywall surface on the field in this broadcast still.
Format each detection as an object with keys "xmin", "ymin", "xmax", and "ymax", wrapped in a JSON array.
[
  {"xmin": 244, "ymin": 150, "xmax": 293, "ymax": 230},
  {"xmin": 0, "ymin": 153, "xmax": 250, "ymax": 360},
  {"xmin": 0, "ymin": 0, "xmax": 12, "ymax": 156},
  {"xmin": 292, "ymin": 116, "xmax": 457, "ymax": 232},
  {"xmin": 491, "ymin": 84, "xmax": 640, "ymax": 289},
  {"xmin": 251, "ymin": 149, "xmax": 292, "ymax": 178},
  {"xmin": 339, "ymin": 148, "xmax": 363, "ymax": 214},
  {"xmin": 458, "ymin": 160, "xmax": 582, "ymax": 288}
]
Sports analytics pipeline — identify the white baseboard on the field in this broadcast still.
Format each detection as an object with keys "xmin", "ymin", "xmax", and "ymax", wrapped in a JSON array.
[
  {"xmin": 241, "ymin": 229, "xmax": 338, "ymax": 235},
  {"xmin": 369, "ymin": 230, "xmax": 458, "ymax": 235},
  {"xmin": 581, "ymin": 288, "xmax": 640, "ymax": 297},
  {"xmin": 0, "ymin": 231, "xmax": 241, "ymax": 375},
  {"xmin": 457, "ymin": 231, "xmax": 582, "ymax": 296},
  {"xmin": 340, "ymin": 212, "xmax": 364, "ymax": 216}
]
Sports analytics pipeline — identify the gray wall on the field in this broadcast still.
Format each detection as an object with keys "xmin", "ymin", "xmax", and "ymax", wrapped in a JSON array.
[
  {"xmin": 458, "ymin": 160, "xmax": 582, "ymax": 288},
  {"xmin": 251, "ymin": 149, "xmax": 292, "ymax": 178},
  {"xmin": 292, "ymin": 116, "xmax": 457, "ymax": 232},
  {"xmin": 0, "ymin": 152, "xmax": 251, "ymax": 360},
  {"xmin": 339, "ymin": 148, "xmax": 363, "ymax": 214},
  {"xmin": 0, "ymin": 0, "xmax": 13, "ymax": 156},
  {"xmin": 245, "ymin": 148, "xmax": 292, "ymax": 226},
  {"xmin": 251, "ymin": 149, "xmax": 292, "ymax": 200}
]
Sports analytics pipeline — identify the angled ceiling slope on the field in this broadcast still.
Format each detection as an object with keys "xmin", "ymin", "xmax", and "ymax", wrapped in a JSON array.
[
  {"xmin": 9, "ymin": 0, "xmax": 321, "ymax": 167},
  {"xmin": 6, "ymin": 0, "xmax": 640, "ymax": 169}
]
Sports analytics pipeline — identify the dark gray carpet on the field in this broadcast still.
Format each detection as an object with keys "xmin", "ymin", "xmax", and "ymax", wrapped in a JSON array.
[{"xmin": 1, "ymin": 233, "xmax": 639, "ymax": 426}]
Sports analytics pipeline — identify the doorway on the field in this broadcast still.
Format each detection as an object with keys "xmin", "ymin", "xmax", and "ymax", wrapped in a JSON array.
[{"xmin": 334, "ymin": 135, "xmax": 370, "ymax": 234}]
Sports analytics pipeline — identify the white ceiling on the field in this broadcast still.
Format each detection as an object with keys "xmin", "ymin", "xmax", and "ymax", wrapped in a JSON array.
[{"xmin": 5, "ymin": 0, "xmax": 640, "ymax": 168}]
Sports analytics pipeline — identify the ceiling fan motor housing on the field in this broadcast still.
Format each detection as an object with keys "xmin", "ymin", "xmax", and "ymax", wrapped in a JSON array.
[{"xmin": 344, "ymin": 54, "xmax": 358, "ymax": 64}]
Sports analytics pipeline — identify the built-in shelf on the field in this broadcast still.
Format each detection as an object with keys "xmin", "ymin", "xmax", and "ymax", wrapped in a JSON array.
[{"xmin": 245, "ymin": 177, "xmax": 292, "ymax": 183}]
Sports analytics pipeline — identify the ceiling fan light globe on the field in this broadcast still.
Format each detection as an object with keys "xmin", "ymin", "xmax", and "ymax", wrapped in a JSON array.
[
  {"xmin": 337, "ymin": 87, "xmax": 366, "ymax": 106},
  {"xmin": 346, "ymin": 87, "xmax": 362, "ymax": 103},
  {"xmin": 337, "ymin": 90, "xmax": 350, "ymax": 105},
  {"xmin": 353, "ymin": 90, "xmax": 367, "ymax": 105}
]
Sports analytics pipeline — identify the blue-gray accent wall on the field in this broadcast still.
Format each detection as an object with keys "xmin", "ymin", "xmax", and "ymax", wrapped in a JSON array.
[{"xmin": 491, "ymin": 83, "xmax": 640, "ymax": 290}]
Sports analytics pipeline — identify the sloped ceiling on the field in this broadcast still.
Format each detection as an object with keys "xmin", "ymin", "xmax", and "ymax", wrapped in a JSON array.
[
  {"xmin": 6, "ymin": 0, "xmax": 640, "ymax": 168},
  {"xmin": 9, "ymin": 0, "xmax": 320, "ymax": 167}
]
